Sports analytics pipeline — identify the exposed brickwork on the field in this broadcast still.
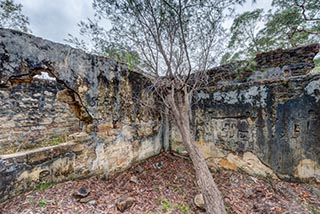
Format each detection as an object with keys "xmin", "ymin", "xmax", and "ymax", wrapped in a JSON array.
[
  {"xmin": 0, "ymin": 29, "xmax": 162, "ymax": 203},
  {"xmin": 255, "ymin": 43, "xmax": 320, "ymax": 75},
  {"xmin": 0, "ymin": 78, "xmax": 80, "ymax": 154}
]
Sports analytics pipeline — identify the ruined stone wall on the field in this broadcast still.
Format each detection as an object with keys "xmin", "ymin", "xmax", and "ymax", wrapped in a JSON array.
[
  {"xmin": 190, "ymin": 75, "xmax": 320, "ymax": 180},
  {"xmin": 255, "ymin": 44, "xmax": 318, "ymax": 75},
  {"xmin": 0, "ymin": 29, "xmax": 162, "ymax": 202},
  {"xmin": 0, "ymin": 28, "xmax": 319, "ymax": 203},
  {"xmin": 172, "ymin": 44, "xmax": 320, "ymax": 182},
  {"xmin": 205, "ymin": 43, "xmax": 319, "ymax": 86},
  {"xmin": 0, "ymin": 78, "xmax": 80, "ymax": 154}
]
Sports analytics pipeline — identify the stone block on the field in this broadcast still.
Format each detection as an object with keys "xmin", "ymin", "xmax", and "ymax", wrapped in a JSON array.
[
  {"xmin": 67, "ymin": 132, "xmax": 91, "ymax": 142},
  {"xmin": 294, "ymin": 159, "xmax": 320, "ymax": 182}
]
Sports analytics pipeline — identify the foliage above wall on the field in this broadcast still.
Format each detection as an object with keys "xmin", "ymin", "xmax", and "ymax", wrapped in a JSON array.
[
  {"xmin": 0, "ymin": 0, "xmax": 30, "ymax": 33},
  {"xmin": 222, "ymin": 0, "xmax": 320, "ymax": 63}
]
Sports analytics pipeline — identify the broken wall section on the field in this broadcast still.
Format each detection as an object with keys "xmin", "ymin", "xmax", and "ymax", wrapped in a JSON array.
[
  {"xmin": 172, "ymin": 44, "xmax": 320, "ymax": 182},
  {"xmin": 0, "ymin": 28, "xmax": 162, "ymax": 203}
]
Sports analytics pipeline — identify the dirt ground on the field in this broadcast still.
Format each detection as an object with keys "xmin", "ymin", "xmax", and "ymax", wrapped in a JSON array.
[{"xmin": 1, "ymin": 152, "xmax": 319, "ymax": 214}]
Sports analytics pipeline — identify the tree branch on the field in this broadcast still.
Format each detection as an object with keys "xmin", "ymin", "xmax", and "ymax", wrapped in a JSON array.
[{"xmin": 296, "ymin": 0, "xmax": 320, "ymax": 21}]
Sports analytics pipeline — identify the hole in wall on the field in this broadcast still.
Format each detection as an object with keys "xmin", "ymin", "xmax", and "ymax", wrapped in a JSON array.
[
  {"xmin": 294, "ymin": 124, "xmax": 300, "ymax": 133},
  {"xmin": 33, "ymin": 71, "xmax": 57, "ymax": 81},
  {"xmin": 312, "ymin": 52, "xmax": 320, "ymax": 73}
]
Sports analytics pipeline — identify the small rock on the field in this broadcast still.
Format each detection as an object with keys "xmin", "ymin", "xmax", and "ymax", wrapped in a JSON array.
[
  {"xmin": 67, "ymin": 132, "xmax": 90, "ymax": 142},
  {"xmin": 130, "ymin": 175, "xmax": 138, "ymax": 183},
  {"xmin": 207, "ymin": 160, "xmax": 219, "ymax": 173},
  {"xmin": 79, "ymin": 196, "xmax": 94, "ymax": 203},
  {"xmin": 152, "ymin": 161, "xmax": 163, "ymax": 169},
  {"xmin": 99, "ymin": 173, "xmax": 108, "ymax": 181},
  {"xmin": 88, "ymin": 200, "xmax": 97, "ymax": 206},
  {"xmin": 243, "ymin": 189, "xmax": 255, "ymax": 199},
  {"xmin": 133, "ymin": 165, "xmax": 144, "ymax": 174},
  {"xmin": 310, "ymin": 187, "xmax": 320, "ymax": 197},
  {"xmin": 116, "ymin": 196, "xmax": 135, "ymax": 212},
  {"xmin": 194, "ymin": 194, "xmax": 206, "ymax": 210},
  {"xmin": 73, "ymin": 186, "xmax": 90, "ymax": 198},
  {"xmin": 180, "ymin": 150, "xmax": 188, "ymax": 155}
]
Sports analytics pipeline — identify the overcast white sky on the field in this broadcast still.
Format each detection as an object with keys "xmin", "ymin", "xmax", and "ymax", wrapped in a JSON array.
[
  {"xmin": 15, "ymin": 0, "xmax": 272, "ymax": 45},
  {"xmin": 15, "ymin": 0, "xmax": 96, "ymax": 43}
]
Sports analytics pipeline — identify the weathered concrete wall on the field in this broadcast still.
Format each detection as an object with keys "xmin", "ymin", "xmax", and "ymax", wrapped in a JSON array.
[
  {"xmin": 173, "ymin": 44, "xmax": 320, "ymax": 182},
  {"xmin": 0, "ymin": 29, "xmax": 162, "ymax": 202}
]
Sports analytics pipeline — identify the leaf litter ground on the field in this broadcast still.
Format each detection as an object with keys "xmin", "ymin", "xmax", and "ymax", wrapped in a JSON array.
[{"xmin": 1, "ymin": 152, "xmax": 319, "ymax": 214}]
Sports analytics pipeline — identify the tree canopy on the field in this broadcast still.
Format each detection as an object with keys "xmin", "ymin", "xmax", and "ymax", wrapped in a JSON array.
[
  {"xmin": 223, "ymin": 0, "xmax": 320, "ymax": 63},
  {"xmin": 224, "ymin": 9, "xmax": 264, "ymax": 63},
  {"xmin": 68, "ymin": 0, "xmax": 246, "ymax": 76},
  {"xmin": 0, "ymin": 0, "xmax": 30, "ymax": 33},
  {"xmin": 67, "ymin": 1, "xmax": 248, "ymax": 213}
]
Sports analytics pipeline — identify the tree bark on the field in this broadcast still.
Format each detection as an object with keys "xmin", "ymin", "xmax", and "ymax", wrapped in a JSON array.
[
  {"xmin": 162, "ymin": 107, "xmax": 170, "ymax": 151},
  {"xmin": 167, "ymin": 90, "xmax": 226, "ymax": 214}
]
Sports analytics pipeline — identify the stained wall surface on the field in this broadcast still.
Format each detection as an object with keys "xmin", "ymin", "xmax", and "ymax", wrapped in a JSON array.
[
  {"xmin": 173, "ymin": 44, "xmax": 320, "ymax": 182},
  {"xmin": 0, "ymin": 28, "xmax": 320, "ymax": 203},
  {"xmin": 0, "ymin": 78, "xmax": 80, "ymax": 154},
  {"xmin": 0, "ymin": 29, "xmax": 162, "ymax": 202}
]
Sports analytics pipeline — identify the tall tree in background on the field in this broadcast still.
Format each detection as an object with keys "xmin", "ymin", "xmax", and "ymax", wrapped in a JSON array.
[
  {"xmin": 0, "ymin": 0, "xmax": 30, "ymax": 33},
  {"xmin": 263, "ymin": 0, "xmax": 319, "ymax": 47},
  {"xmin": 65, "ymin": 18, "xmax": 140, "ymax": 67},
  {"xmin": 221, "ymin": 9, "xmax": 264, "ymax": 64},
  {"xmin": 223, "ymin": 0, "xmax": 320, "ymax": 62},
  {"xmin": 69, "ymin": 0, "xmax": 245, "ymax": 213}
]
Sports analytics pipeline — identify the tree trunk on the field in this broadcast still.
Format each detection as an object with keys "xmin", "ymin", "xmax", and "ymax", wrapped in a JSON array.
[
  {"xmin": 178, "ymin": 119, "xmax": 226, "ymax": 214},
  {"xmin": 162, "ymin": 107, "xmax": 170, "ymax": 151},
  {"xmin": 167, "ymin": 90, "xmax": 226, "ymax": 214}
]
